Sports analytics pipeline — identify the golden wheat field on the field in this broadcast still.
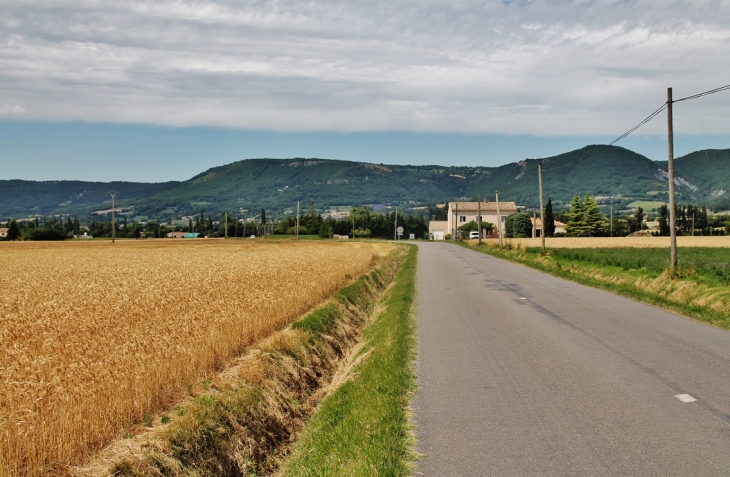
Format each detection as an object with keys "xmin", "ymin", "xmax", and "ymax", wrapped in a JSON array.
[
  {"xmin": 0, "ymin": 239, "xmax": 390, "ymax": 476},
  {"xmin": 474, "ymin": 236, "xmax": 730, "ymax": 248}
]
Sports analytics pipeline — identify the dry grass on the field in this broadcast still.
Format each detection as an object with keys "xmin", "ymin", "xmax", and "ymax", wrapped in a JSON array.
[
  {"xmin": 472, "ymin": 236, "xmax": 730, "ymax": 249},
  {"xmin": 0, "ymin": 239, "xmax": 390, "ymax": 476}
]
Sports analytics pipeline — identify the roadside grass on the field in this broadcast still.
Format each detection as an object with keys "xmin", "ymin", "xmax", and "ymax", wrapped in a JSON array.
[
  {"xmin": 281, "ymin": 245, "xmax": 418, "ymax": 477},
  {"xmin": 541, "ymin": 247, "xmax": 730, "ymax": 287},
  {"xmin": 466, "ymin": 242, "xmax": 730, "ymax": 330}
]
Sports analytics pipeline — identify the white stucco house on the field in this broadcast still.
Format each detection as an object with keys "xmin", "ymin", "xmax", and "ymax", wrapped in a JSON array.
[
  {"xmin": 446, "ymin": 201, "xmax": 521, "ymax": 239},
  {"xmin": 429, "ymin": 201, "xmax": 522, "ymax": 240}
]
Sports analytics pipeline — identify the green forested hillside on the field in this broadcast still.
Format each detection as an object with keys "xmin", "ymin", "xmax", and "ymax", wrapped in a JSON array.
[
  {"xmin": 0, "ymin": 180, "xmax": 178, "ymax": 218},
  {"xmin": 656, "ymin": 149, "xmax": 730, "ymax": 209},
  {"xmin": 1, "ymin": 146, "xmax": 728, "ymax": 222}
]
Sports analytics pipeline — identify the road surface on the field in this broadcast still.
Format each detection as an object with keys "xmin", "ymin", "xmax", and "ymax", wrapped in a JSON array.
[{"xmin": 413, "ymin": 242, "xmax": 730, "ymax": 476}]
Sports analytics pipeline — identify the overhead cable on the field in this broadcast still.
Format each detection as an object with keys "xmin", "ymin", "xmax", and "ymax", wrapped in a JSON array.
[{"xmin": 542, "ymin": 82, "xmax": 729, "ymax": 172}]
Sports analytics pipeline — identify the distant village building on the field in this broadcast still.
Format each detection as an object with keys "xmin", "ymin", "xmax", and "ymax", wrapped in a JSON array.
[
  {"xmin": 429, "ymin": 201, "xmax": 522, "ymax": 240},
  {"xmin": 167, "ymin": 231, "xmax": 186, "ymax": 239},
  {"xmin": 428, "ymin": 221, "xmax": 448, "ymax": 241},
  {"xmin": 0, "ymin": 227, "xmax": 7, "ymax": 238},
  {"xmin": 530, "ymin": 218, "xmax": 567, "ymax": 237},
  {"xmin": 449, "ymin": 201, "xmax": 521, "ymax": 239}
]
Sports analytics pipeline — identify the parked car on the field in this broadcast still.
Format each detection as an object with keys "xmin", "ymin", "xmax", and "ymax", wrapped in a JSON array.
[{"xmin": 469, "ymin": 231, "xmax": 480, "ymax": 239}]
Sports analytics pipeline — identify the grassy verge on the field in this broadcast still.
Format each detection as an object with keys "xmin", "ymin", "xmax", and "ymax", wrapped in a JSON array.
[
  {"xmin": 95, "ymin": 246, "xmax": 412, "ymax": 477},
  {"xmin": 464, "ymin": 241, "xmax": 730, "ymax": 330},
  {"xmin": 281, "ymin": 245, "xmax": 418, "ymax": 477}
]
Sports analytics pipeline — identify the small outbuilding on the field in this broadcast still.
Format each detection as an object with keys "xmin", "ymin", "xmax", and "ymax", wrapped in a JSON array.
[{"xmin": 428, "ymin": 221, "xmax": 448, "ymax": 240}]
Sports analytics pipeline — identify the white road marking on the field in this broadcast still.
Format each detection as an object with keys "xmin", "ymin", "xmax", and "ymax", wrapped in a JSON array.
[
  {"xmin": 675, "ymin": 394, "xmax": 697, "ymax": 403},
  {"xmin": 520, "ymin": 297, "xmax": 527, "ymax": 300}
]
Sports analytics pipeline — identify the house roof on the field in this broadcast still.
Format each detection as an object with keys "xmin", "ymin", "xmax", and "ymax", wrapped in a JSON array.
[
  {"xmin": 531, "ymin": 218, "xmax": 566, "ymax": 227},
  {"xmin": 449, "ymin": 201, "xmax": 519, "ymax": 212},
  {"xmin": 0, "ymin": 228, "xmax": 7, "ymax": 233}
]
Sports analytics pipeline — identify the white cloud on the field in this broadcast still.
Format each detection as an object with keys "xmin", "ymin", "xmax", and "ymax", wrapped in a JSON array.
[
  {"xmin": 0, "ymin": 0, "xmax": 728, "ymax": 135},
  {"xmin": 0, "ymin": 104, "xmax": 25, "ymax": 114}
]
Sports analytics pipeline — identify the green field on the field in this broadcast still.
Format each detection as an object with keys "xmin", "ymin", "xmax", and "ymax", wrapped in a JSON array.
[
  {"xmin": 470, "ymin": 241, "xmax": 730, "ymax": 330},
  {"xmin": 627, "ymin": 200, "xmax": 665, "ymax": 211},
  {"xmin": 524, "ymin": 246, "xmax": 730, "ymax": 286}
]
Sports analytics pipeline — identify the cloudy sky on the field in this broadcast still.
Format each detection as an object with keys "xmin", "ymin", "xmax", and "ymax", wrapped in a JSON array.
[{"xmin": 1, "ymin": 0, "xmax": 729, "ymax": 181}]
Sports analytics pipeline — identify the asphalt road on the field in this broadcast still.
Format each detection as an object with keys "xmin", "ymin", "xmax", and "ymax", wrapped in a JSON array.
[{"xmin": 413, "ymin": 242, "xmax": 730, "ymax": 476}]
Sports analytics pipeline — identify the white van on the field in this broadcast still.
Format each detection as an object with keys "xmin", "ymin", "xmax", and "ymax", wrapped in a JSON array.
[{"xmin": 469, "ymin": 231, "xmax": 480, "ymax": 239}]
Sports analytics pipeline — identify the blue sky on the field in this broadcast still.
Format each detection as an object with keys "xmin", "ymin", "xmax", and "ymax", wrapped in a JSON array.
[{"xmin": 1, "ymin": 1, "xmax": 729, "ymax": 182}]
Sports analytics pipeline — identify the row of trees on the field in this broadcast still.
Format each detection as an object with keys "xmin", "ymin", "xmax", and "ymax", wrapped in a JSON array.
[
  {"xmin": 5, "ymin": 199, "xmax": 728, "ymax": 241},
  {"xmin": 656, "ymin": 204, "xmax": 716, "ymax": 236},
  {"xmin": 2, "ymin": 216, "xmax": 75, "ymax": 241},
  {"xmin": 565, "ymin": 194, "xmax": 607, "ymax": 236},
  {"xmin": 274, "ymin": 205, "xmax": 428, "ymax": 240}
]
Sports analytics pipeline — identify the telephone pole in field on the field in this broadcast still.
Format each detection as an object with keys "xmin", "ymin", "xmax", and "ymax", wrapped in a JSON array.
[
  {"xmin": 538, "ymin": 163, "xmax": 546, "ymax": 253},
  {"xmin": 496, "ymin": 189, "xmax": 503, "ymax": 249},
  {"xmin": 394, "ymin": 207, "xmax": 398, "ymax": 240},
  {"xmin": 667, "ymin": 87, "xmax": 678, "ymax": 274},
  {"xmin": 108, "ymin": 191, "xmax": 119, "ymax": 244},
  {"xmin": 477, "ymin": 194, "xmax": 482, "ymax": 246}
]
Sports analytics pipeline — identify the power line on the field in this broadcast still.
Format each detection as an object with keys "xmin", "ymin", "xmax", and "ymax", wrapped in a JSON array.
[
  {"xmin": 674, "ymin": 84, "xmax": 730, "ymax": 103},
  {"xmin": 542, "ymin": 104, "xmax": 666, "ymax": 171},
  {"xmin": 543, "ymin": 83, "xmax": 730, "ymax": 172}
]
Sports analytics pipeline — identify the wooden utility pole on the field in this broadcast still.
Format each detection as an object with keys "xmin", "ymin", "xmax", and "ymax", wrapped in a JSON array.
[
  {"xmin": 296, "ymin": 201, "xmax": 300, "ymax": 238},
  {"xmin": 455, "ymin": 202, "xmax": 459, "ymax": 240},
  {"xmin": 477, "ymin": 194, "xmax": 482, "ymax": 246},
  {"xmin": 108, "ymin": 191, "xmax": 119, "ymax": 244},
  {"xmin": 394, "ymin": 207, "xmax": 398, "ymax": 241},
  {"xmin": 667, "ymin": 87, "xmax": 678, "ymax": 274},
  {"xmin": 496, "ymin": 189, "xmax": 503, "ymax": 249},
  {"xmin": 224, "ymin": 212, "xmax": 228, "ymax": 238},
  {"xmin": 538, "ymin": 162, "xmax": 546, "ymax": 253}
]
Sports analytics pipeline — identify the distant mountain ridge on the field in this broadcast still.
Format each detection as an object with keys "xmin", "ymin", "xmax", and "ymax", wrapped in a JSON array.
[{"xmin": 2, "ymin": 145, "xmax": 729, "ymax": 221}]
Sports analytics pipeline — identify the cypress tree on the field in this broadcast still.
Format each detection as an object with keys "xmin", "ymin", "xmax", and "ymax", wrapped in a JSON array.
[
  {"xmin": 7, "ymin": 220, "xmax": 19, "ymax": 241},
  {"xmin": 544, "ymin": 198, "xmax": 555, "ymax": 237},
  {"xmin": 635, "ymin": 207, "xmax": 645, "ymax": 232},
  {"xmin": 658, "ymin": 204, "xmax": 669, "ymax": 236}
]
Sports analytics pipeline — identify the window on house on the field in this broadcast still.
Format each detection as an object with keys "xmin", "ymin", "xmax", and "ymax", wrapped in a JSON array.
[{"xmin": 460, "ymin": 216, "xmax": 467, "ymax": 223}]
